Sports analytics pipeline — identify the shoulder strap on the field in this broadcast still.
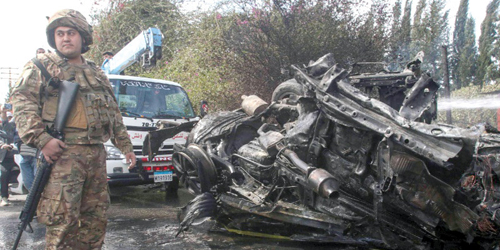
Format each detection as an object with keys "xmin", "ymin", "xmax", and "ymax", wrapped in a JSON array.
[{"xmin": 31, "ymin": 58, "xmax": 59, "ymax": 88}]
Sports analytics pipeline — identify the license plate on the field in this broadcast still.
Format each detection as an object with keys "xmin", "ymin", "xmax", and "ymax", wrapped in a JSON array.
[{"xmin": 154, "ymin": 171, "xmax": 173, "ymax": 182}]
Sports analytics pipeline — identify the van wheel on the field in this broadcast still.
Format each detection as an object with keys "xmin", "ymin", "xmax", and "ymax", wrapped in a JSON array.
[{"xmin": 271, "ymin": 79, "xmax": 304, "ymax": 104}]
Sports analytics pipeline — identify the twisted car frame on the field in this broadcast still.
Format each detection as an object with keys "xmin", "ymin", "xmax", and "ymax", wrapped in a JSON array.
[{"xmin": 144, "ymin": 54, "xmax": 500, "ymax": 249}]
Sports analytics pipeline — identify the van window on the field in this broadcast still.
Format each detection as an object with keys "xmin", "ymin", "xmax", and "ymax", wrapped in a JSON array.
[{"xmin": 110, "ymin": 79, "xmax": 196, "ymax": 119}]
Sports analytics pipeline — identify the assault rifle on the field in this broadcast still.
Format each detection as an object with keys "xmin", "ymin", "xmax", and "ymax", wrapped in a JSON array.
[{"xmin": 12, "ymin": 76, "xmax": 79, "ymax": 250}]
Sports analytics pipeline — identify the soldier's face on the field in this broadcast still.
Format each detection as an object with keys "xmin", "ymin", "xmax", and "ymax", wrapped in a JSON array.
[{"xmin": 54, "ymin": 26, "xmax": 82, "ymax": 59}]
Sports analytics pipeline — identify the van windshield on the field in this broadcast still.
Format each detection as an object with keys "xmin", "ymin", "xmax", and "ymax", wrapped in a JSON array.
[{"xmin": 110, "ymin": 79, "xmax": 196, "ymax": 119}]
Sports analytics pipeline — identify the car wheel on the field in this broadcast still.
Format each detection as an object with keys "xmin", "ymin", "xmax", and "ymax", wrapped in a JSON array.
[{"xmin": 271, "ymin": 79, "xmax": 304, "ymax": 104}]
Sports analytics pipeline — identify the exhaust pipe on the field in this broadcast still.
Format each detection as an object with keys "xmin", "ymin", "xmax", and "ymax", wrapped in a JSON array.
[
  {"xmin": 241, "ymin": 95, "xmax": 268, "ymax": 116},
  {"xmin": 307, "ymin": 168, "xmax": 340, "ymax": 199},
  {"xmin": 283, "ymin": 149, "xmax": 340, "ymax": 199}
]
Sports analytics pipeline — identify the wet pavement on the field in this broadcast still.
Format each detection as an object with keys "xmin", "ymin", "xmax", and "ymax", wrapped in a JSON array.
[{"xmin": 0, "ymin": 185, "xmax": 355, "ymax": 250}]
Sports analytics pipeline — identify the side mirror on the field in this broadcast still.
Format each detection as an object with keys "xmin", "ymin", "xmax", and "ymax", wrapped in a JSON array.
[{"xmin": 200, "ymin": 100, "xmax": 209, "ymax": 118}]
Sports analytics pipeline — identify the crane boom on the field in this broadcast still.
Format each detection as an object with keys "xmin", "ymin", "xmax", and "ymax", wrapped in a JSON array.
[{"xmin": 101, "ymin": 27, "xmax": 163, "ymax": 75}]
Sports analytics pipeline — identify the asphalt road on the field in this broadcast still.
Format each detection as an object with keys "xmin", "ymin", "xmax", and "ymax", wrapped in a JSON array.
[{"xmin": 0, "ymin": 185, "xmax": 353, "ymax": 250}]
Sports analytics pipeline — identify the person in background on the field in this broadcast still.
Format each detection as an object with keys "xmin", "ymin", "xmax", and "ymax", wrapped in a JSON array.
[
  {"xmin": 0, "ymin": 108, "xmax": 17, "ymax": 206},
  {"xmin": 16, "ymin": 47, "xmax": 49, "ymax": 192},
  {"xmin": 102, "ymin": 51, "xmax": 126, "ymax": 75},
  {"xmin": 102, "ymin": 51, "xmax": 114, "ymax": 60},
  {"xmin": 18, "ymin": 140, "xmax": 37, "ymax": 192}
]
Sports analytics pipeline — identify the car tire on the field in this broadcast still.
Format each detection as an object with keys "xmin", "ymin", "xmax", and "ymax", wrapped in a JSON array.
[{"xmin": 271, "ymin": 79, "xmax": 304, "ymax": 104}]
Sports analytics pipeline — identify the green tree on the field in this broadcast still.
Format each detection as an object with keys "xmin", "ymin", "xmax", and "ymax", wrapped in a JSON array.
[
  {"xmin": 398, "ymin": 0, "xmax": 412, "ymax": 63},
  {"xmin": 388, "ymin": 0, "xmax": 413, "ymax": 69},
  {"xmin": 493, "ymin": 17, "xmax": 500, "ymax": 82},
  {"xmin": 388, "ymin": 0, "xmax": 402, "ymax": 63},
  {"xmin": 88, "ymin": 0, "xmax": 190, "ymax": 75},
  {"xmin": 452, "ymin": 0, "xmax": 469, "ymax": 89},
  {"xmin": 210, "ymin": 0, "xmax": 390, "ymax": 104},
  {"xmin": 411, "ymin": 0, "xmax": 449, "ymax": 79},
  {"xmin": 145, "ymin": 12, "xmax": 241, "ymax": 111},
  {"xmin": 411, "ymin": 0, "xmax": 426, "ymax": 46},
  {"xmin": 477, "ymin": 0, "xmax": 500, "ymax": 86},
  {"xmin": 352, "ymin": 0, "xmax": 391, "ymax": 63},
  {"xmin": 89, "ymin": 0, "xmax": 394, "ymax": 111},
  {"xmin": 411, "ymin": 0, "xmax": 427, "ymax": 60},
  {"xmin": 457, "ymin": 17, "xmax": 478, "ymax": 87}
]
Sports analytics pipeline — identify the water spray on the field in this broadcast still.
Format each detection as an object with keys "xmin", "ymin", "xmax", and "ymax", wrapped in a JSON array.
[{"xmin": 438, "ymin": 97, "xmax": 500, "ymax": 111}]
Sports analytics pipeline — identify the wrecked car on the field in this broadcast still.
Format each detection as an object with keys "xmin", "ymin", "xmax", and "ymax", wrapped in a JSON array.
[{"xmin": 145, "ymin": 53, "xmax": 500, "ymax": 249}]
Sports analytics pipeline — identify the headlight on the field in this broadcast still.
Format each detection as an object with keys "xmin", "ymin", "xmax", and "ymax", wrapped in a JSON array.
[{"xmin": 105, "ymin": 145, "xmax": 125, "ymax": 160}]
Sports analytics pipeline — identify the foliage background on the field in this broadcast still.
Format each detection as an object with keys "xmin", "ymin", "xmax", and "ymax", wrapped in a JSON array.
[
  {"xmin": 88, "ymin": 0, "xmax": 394, "ymax": 111},
  {"xmin": 87, "ymin": 0, "xmax": 500, "ymax": 126}
]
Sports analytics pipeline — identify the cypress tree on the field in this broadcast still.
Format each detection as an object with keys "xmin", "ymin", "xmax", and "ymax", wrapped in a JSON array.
[
  {"xmin": 411, "ymin": 0, "xmax": 449, "ymax": 79},
  {"xmin": 411, "ymin": 0, "xmax": 427, "ymax": 53},
  {"xmin": 392, "ymin": 0, "xmax": 402, "ymax": 32},
  {"xmin": 490, "ymin": 3, "xmax": 500, "ymax": 81},
  {"xmin": 400, "ymin": 0, "xmax": 412, "ymax": 62},
  {"xmin": 388, "ymin": 0, "xmax": 402, "ymax": 66},
  {"xmin": 457, "ymin": 17, "xmax": 478, "ymax": 87},
  {"xmin": 477, "ymin": 0, "xmax": 499, "ymax": 86},
  {"xmin": 452, "ymin": 0, "xmax": 469, "ymax": 89},
  {"xmin": 428, "ymin": 0, "xmax": 450, "ymax": 77}
]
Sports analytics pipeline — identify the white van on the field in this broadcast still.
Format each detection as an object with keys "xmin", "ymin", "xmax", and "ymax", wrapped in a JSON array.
[{"xmin": 105, "ymin": 74, "xmax": 198, "ymax": 192}]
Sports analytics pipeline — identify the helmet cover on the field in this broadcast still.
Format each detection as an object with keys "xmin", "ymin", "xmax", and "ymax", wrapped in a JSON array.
[{"xmin": 46, "ymin": 9, "xmax": 93, "ymax": 53}]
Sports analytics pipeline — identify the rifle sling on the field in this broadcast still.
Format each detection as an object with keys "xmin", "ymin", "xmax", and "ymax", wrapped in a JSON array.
[{"xmin": 31, "ymin": 58, "xmax": 58, "ymax": 88}]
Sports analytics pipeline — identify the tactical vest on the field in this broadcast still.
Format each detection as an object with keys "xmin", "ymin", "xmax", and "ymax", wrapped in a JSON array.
[{"xmin": 39, "ymin": 53, "xmax": 119, "ymax": 145}]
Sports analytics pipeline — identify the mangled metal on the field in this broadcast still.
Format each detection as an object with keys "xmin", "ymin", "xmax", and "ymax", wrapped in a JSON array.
[{"xmin": 146, "ymin": 53, "xmax": 500, "ymax": 249}]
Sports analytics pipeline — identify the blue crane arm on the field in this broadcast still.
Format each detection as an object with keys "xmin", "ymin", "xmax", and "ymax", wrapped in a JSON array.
[{"xmin": 101, "ymin": 27, "xmax": 163, "ymax": 75}]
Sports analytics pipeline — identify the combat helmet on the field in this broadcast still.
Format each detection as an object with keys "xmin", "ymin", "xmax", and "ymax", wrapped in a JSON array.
[{"xmin": 46, "ymin": 9, "xmax": 93, "ymax": 53}]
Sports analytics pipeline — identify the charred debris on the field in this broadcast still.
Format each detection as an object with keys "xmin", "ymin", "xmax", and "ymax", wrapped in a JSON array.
[{"xmin": 144, "ymin": 53, "xmax": 500, "ymax": 249}]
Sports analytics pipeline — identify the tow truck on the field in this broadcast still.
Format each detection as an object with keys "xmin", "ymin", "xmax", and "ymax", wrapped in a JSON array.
[{"xmin": 101, "ymin": 27, "xmax": 200, "ymax": 192}]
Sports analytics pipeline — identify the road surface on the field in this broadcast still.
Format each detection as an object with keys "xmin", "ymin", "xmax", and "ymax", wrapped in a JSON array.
[{"xmin": 0, "ymin": 185, "xmax": 353, "ymax": 250}]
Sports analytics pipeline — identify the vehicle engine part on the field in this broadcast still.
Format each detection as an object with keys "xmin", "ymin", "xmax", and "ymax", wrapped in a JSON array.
[{"xmin": 170, "ymin": 54, "xmax": 500, "ymax": 249}]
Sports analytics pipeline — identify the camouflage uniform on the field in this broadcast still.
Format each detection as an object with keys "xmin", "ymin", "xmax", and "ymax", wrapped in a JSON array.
[{"xmin": 11, "ymin": 10, "xmax": 132, "ymax": 250}]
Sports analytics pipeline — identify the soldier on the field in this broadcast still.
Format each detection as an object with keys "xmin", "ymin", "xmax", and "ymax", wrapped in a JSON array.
[{"xmin": 11, "ymin": 9, "xmax": 136, "ymax": 249}]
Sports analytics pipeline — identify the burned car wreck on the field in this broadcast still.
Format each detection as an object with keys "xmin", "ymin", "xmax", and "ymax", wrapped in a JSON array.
[{"xmin": 145, "ymin": 54, "xmax": 500, "ymax": 249}]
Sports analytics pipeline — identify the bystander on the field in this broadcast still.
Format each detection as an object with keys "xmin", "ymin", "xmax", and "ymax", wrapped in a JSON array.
[
  {"xmin": 0, "ymin": 108, "xmax": 17, "ymax": 206},
  {"xmin": 102, "ymin": 51, "xmax": 114, "ymax": 60}
]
